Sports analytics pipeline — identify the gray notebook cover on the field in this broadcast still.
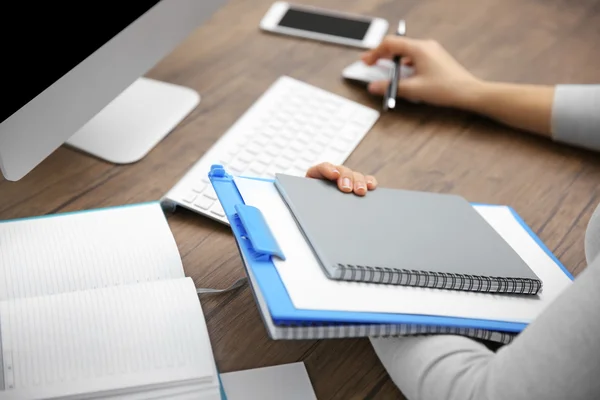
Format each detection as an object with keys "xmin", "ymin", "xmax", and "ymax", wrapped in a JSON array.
[{"xmin": 274, "ymin": 173, "xmax": 542, "ymax": 293}]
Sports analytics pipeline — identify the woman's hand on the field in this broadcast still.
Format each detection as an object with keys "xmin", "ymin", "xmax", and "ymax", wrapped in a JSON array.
[
  {"xmin": 361, "ymin": 36, "xmax": 482, "ymax": 109},
  {"xmin": 305, "ymin": 162, "xmax": 377, "ymax": 196},
  {"xmin": 362, "ymin": 35, "xmax": 556, "ymax": 136}
]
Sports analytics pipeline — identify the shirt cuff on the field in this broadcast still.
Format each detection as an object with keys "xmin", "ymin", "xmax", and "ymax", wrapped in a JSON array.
[{"xmin": 551, "ymin": 84, "xmax": 600, "ymax": 151}]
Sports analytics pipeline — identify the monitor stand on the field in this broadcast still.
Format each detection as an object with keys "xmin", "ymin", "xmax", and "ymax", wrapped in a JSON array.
[{"xmin": 66, "ymin": 77, "xmax": 200, "ymax": 164}]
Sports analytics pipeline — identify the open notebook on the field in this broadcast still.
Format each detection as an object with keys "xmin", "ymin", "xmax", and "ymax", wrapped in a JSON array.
[
  {"xmin": 0, "ymin": 203, "xmax": 222, "ymax": 400},
  {"xmin": 208, "ymin": 166, "xmax": 573, "ymax": 342}
]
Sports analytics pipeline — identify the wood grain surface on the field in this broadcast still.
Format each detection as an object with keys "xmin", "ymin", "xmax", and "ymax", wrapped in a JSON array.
[{"xmin": 2, "ymin": 1, "xmax": 600, "ymax": 398}]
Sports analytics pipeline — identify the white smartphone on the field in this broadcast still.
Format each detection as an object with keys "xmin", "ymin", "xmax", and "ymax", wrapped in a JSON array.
[{"xmin": 259, "ymin": 2, "xmax": 389, "ymax": 49}]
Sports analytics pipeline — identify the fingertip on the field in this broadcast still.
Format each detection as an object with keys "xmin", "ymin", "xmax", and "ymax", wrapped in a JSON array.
[
  {"xmin": 354, "ymin": 186, "xmax": 367, "ymax": 196},
  {"xmin": 366, "ymin": 176, "xmax": 378, "ymax": 190},
  {"xmin": 339, "ymin": 176, "xmax": 353, "ymax": 192}
]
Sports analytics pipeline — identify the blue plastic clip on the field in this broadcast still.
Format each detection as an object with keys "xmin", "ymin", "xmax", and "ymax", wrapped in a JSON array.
[
  {"xmin": 209, "ymin": 164, "xmax": 228, "ymax": 179},
  {"xmin": 234, "ymin": 204, "xmax": 285, "ymax": 261}
]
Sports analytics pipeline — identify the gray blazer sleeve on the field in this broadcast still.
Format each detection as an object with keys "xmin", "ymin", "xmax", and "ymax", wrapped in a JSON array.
[
  {"xmin": 370, "ymin": 251, "xmax": 600, "ymax": 400},
  {"xmin": 551, "ymin": 85, "xmax": 600, "ymax": 150}
]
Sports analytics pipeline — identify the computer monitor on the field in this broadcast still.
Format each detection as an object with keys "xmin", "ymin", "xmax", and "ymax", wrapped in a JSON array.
[{"xmin": 0, "ymin": 0, "xmax": 226, "ymax": 181}]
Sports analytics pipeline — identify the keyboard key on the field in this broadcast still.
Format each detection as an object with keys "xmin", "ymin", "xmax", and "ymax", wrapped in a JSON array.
[
  {"xmin": 296, "ymin": 132, "xmax": 312, "ymax": 144},
  {"xmin": 192, "ymin": 181, "xmax": 207, "ymax": 192},
  {"xmin": 254, "ymin": 136, "xmax": 270, "ymax": 146},
  {"xmin": 257, "ymin": 153, "xmax": 272, "ymax": 165},
  {"xmin": 182, "ymin": 192, "xmax": 197, "ymax": 203},
  {"xmin": 237, "ymin": 151, "xmax": 254, "ymax": 163},
  {"xmin": 219, "ymin": 155, "xmax": 231, "ymax": 166},
  {"xmin": 330, "ymin": 119, "xmax": 345, "ymax": 131},
  {"xmin": 194, "ymin": 196, "xmax": 214, "ymax": 210},
  {"xmin": 288, "ymin": 167, "xmax": 307, "ymax": 177},
  {"xmin": 236, "ymin": 135, "xmax": 250, "ymax": 147},
  {"xmin": 281, "ymin": 148, "xmax": 298, "ymax": 161},
  {"xmin": 245, "ymin": 142, "xmax": 263, "ymax": 155},
  {"xmin": 280, "ymin": 128, "xmax": 295, "ymax": 140},
  {"xmin": 274, "ymin": 136, "xmax": 288, "ymax": 147},
  {"xmin": 290, "ymin": 140, "xmax": 304, "ymax": 152},
  {"xmin": 229, "ymin": 158, "xmax": 248, "ymax": 173},
  {"xmin": 265, "ymin": 145, "xmax": 280, "ymax": 157},
  {"xmin": 261, "ymin": 126, "xmax": 278, "ymax": 137},
  {"xmin": 321, "ymin": 129, "xmax": 335, "ymax": 138},
  {"xmin": 309, "ymin": 143, "xmax": 325, "ymax": 154},
  {"xmin": 203, "ymin": 186, "xmax": 217, "ymax": 200},
  {"xmin": 331, "ymin": 139, "xmax": 349, "ymax": 153},
  {"xmin": 249, "ymin": 162, "xmax": 267, "ymax": 175},
  {"xmin": 211, "ymin": 203, "xmax": 225, "ymax": 217},
  {"xmin": 294, "ymin": 160, "xmax": 310, "ymax": 173},
  {"xmin": 275, "ymin": 158, "xmax": 292, "ymax": 170},
  {"xmin": 301, "ymin": 151, "xmax": 317, "ymax": 163}
]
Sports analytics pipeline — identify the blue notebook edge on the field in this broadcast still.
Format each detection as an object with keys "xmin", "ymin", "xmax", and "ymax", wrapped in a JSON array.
[
  {"xmin": 218, "ymin": 374, "xmax": 228, "ymax": 400},
  {"xmin": 209, "ymin": 165, "xmax": 573, "ymax": 334}
]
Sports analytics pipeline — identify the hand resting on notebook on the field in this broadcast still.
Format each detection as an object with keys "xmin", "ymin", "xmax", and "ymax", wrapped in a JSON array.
[{"xmin": 305, "ymin": 162, "xmax": 377, "ymax": 196}]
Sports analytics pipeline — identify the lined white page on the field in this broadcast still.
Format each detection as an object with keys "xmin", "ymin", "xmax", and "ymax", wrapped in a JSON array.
[
  {"xmin": 0, "ymin": 203, "xmax": 184, "ymax": 301},
  {"xmin": 0, "ymin": 278, "xmax": 218, "ymax": 399},
  {"xmin": 235, "ymin": 177, "xmax": 573, "ymax": 323}
]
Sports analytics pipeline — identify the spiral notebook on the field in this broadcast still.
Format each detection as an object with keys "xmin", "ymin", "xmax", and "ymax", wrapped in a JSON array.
[
  {"xmin": 273, "ymin": 173, "xmax": 542, "ymax": 295},
  {"xmin": 207, "ymin": 166, "xmax": 573, "ymax": 343}
]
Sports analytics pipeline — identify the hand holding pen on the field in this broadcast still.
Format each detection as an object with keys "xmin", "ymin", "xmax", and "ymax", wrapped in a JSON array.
[
  {"xmin": 363, "ymin": 24, "xmax": 482, "ymax": 110},
  {"xmin": 383, "ymin": 20, "xmax": 406, "ymax": 111}
]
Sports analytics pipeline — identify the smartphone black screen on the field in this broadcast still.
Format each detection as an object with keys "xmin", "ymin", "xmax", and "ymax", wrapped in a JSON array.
[{"xmin": 277, "ymin": 8, "xmax": 371, "ymax": 40}]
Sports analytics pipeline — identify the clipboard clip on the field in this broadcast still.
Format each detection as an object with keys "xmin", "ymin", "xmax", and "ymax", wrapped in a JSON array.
[
  {"xmin": 234, "ymin": 204, "xmax": 286, "ymax": 261},
  {"xmin": 208, "ymin": 164, "xmax": 286, "ymax": 261}
]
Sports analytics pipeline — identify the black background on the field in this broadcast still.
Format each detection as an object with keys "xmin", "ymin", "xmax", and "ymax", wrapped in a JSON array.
[{"xmin": 1, "ymin": 2, "xmax": 161, "ymax": 123}]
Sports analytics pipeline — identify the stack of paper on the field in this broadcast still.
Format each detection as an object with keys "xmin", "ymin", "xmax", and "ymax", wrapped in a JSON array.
[{"xmin": 208, "ymin": 167, "xmax": 574, "ymax": 343}]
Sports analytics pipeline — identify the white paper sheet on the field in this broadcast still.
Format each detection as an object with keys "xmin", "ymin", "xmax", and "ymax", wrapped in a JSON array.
[
  {"xmin": 234, "ymin": 177, "xmax": 573, "ymax": 324},
  {"xmin": 0, "ymin": 203, "xmax": 184, "ymax": 301},
  {"xmin": 220, "ymin": 362, "xmax": 316, "ymax": 400}
]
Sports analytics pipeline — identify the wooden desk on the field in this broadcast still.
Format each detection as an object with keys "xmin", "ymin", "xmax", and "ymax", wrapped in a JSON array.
[{"xmin": 2, "ymin": 0, "xmax": 600, "ymax": 398}]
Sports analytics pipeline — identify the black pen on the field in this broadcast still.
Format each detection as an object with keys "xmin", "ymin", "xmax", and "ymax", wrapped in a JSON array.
[{"xmin": 384, "ymin": 20, "xmax": 406, "ymax": 111}]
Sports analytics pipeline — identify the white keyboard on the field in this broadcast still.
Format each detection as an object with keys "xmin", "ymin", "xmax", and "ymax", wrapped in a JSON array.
[{"xmin": 161, "ymin": 76, "xmax": 380, "ymax": 225}]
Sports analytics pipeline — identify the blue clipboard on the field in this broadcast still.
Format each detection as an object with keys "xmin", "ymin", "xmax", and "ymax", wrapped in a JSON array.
[{"xmin": 208, "ymin": 164, "xmax": 574, "ymax": 334}]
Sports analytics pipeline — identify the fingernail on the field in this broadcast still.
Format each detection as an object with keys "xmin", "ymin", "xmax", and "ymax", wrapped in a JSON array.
[
  {"xmin": 356, "ymin": 183, "xmax": 366, "ymax": 192},
  {"xmin": 332, "ymin": 168, "xmax": 340, "ymax": 174},
  {"xmin": 342, "ymin": 178, "xmax": 351, "ymax": 189}
]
